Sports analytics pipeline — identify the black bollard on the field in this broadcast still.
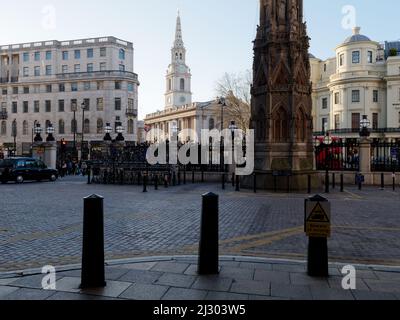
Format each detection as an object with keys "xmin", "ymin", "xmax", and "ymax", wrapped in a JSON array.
[
  {"xmin": 80, "ymin": 195, "xmax": 106, "ymax": 289},
  {"xmin": 307, "ymin": 175, "xmax": 311, "ymax": 194},
  {"xmin": 358, "ymin": 177, "xmax": 362, "ymax": 191},
  {"xmin": 173, "ymin": 172, "xmax": 177, "ymax": 186},
  {"xmin": 332, "ymin": 173, "xmax": 335, "ymax": 189},
  {"xmin": 138, "ymin": 172, "xmax": 142, "ymax": 186},
  {"xmin": 120, "ymin": 170, "xmax": 124, "ymax": 185},
  {"xmin": 235, "ymin": 175, "xmax": 240, "ymax": 192},
  {"xmin": 308, "ymin": 238, "xmax": 329, "ymax": 277},
  {"xmin": 87, "ymin": 166, "xmax": 92, "ymax": 185},
  {"xmin": 381, "ymin": 173, "xmax": 385, "ymax": 190},
  {"xmin": 253, "ymin": 173, "xmax": 257, "ymax": 193},
  {"xmin": 222, "ymin": 173, "xmax": 225, "ymax": 190},
  {"xmin": 154, "ymin": 175, "xmax": 158, "ymax": 190},
  {"xmin": 164, "ymin": 174, "xmax": 169, "ymax": 188},
  {"xmin": 198, "ymin": 192, "xmax": 219, "ymax": 275},
  {"xmin": 340, "ymin": 174, "xmax": 344, "ymax": 192},
  {"xmin": 393, "ymin": 173, "xmax": 396, "ymax": 191},
  {"xmin": 232, "ymin": 173, "xmax": 235, "ymax": 187}
]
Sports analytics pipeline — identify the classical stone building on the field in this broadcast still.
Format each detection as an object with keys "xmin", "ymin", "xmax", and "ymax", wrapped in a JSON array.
[
  {"xmin": 250, "ymin": 0, "xmax": 314, "ymax": 189},
  {"xmin": 311, "ymin": 27, "xmax": 400, "ymax": 140},
  {"xmin": 145, "ymin": 13, "xmax": 224, "ymax": 143},
  {"xmin": 0, "ymin": 36, "xmax": 139, "ymax": 157}
]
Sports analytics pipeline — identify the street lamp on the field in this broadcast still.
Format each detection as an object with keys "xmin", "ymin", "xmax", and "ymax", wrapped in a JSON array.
[
  {"xmin": 116, "ymin": 125, "xmax": 125, "ymax": 142},
  {"xmin": 218, "ymin": 97, "xmax": 227, "ymax": 171},
  {"xmin": 324, "ymin": 133, "xmax": 333, "ymax": 193},
  {"xmin": 34, "ymin": 123, "xmax": 43, "ymax": 142},
  {"xmin": 71, "ymin": 102, "xmax": 77, "ymax": 156},
  {"xmin": 103, "ymin": 123, "xmax": 113, "ymax": 141},
  {"xmin": 360, "ymin": 115, "xmax": 371, "ymax": 138},
  {"xmin": 46, "ymin": 123, "xmax": 55, "ymax": 142},
  {"xmin": 81, "ymin": 102, "xmax": 87, "ymax": 161},
  {"xmin": 11, "ymin": 119, "xmax": 17, "ymax": 157},
  {"xmin": 229, "ymin": 120, "xmax": 238, "ymax": 156}
]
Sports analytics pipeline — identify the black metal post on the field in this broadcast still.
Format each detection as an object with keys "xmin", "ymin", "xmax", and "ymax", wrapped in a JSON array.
[
  {"xmin": 332, "ymin": 173, "xmax": 335, "ymax": 189},
  {"xmin": 198, "ymin": 192, "xmax": 219, "ymax": 275},
  {"xmin": 164, "ymin": 174, "xmax": 169, "ymax": 188},
  {"xmin": 173, "ymin": 172, "xmax": 177, "ymax": 186},
  {"xmin": 235, "ymin": 175, "xmax": 240, "ymax": 192},
  {"xmin": 358, "ymin": 175, "xmax": 362, "ymax": 191},
  {"xmin": 381, "ymin": 173, "xmax": 385, "ymax": 190},
  {"xmin": 340, "ymin": 174, "xmax": 344, "ymax": 192},
  {"xmin": 143, "ymin": 174, "xmax": 148, "ymax": 193},
  {"xmin": 222, "ymin": 173, "xmax": 225, "ymax": 190},
  {"xmin": 325, "ymin": 169, "xmax": 330, "ymax": 193},
  {"xmin": 393, "ymin": 173, "xmax": 396, "ymax": 191},
  {"xmin": 232, "ymin": 172, "xmax": 235, "ymax": 187},
  {"xmin": 308, "ymin": 237, "xmax": 329, "ymax": 277},
  {"xmin": 87, "ymin": 165, "xmax": 91, "ymax": 185},
  {"xmin": 154, "ymin": 175, "xmax": 158, "ymax": 190},
  {"xmin": 80, "ymin": 195, "xmax": 106, "ymax": 288}
]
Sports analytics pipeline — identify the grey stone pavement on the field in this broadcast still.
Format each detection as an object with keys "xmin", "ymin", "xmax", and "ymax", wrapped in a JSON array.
[
  {"xmin": 0, "ymin": 176, "xmax": 400, "ymax": 299},
  {"xmin": 0, "ymin": 256, "xmax": 400, "ymax": 300}
]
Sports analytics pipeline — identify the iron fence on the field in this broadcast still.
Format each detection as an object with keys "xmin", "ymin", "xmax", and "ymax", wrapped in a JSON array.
[
  {"xmin": 371, "ymin": 141, "xmax": 400, "ymax": 172},
  {"xmin": 315, "ymin": 139, "xmax": 360, "ymax": 171}
]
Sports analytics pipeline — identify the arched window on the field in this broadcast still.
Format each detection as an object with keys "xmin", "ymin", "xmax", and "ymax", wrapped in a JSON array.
[
  {"xmin": 127, "ymin": 119, "xmax": 134, "ymax": 134},
  {"xmin": 273, "ymin": 107, "xmax": 288, "ymax": 142},
  {"xmin": 59, "ymin": 119, "xmax": 65, "ymax": 134},
  {"xmin": 209, "ymin": 118, "xmax": 215, "ymax": 130},
  {"xmin": 23, "ymin": 121, "xmax": 28, "ymax": 136},
  {"xmin": 119, "ymin": 49, "xmax": 125, "ymax": 60},
  {"xmin": 180, "ymin": 53, "xmax": 183, "ymax": 60},
  {"xmin": 168, "ymin": 79, "xmax": 172, "ymax": 91},
  {"xmin": 1, "ymin": 121, "xmax": 7, "ymax": 135},
  {"xmin": 11, "ymin": 120, "xmax": 17, "ymax": 137},
  {"xmin": 180, "ymin": 78, "xmax": 185, "ymax": 91},
  {"xmin": 84, "ymin": 119, "xmax": 90, "ymax": 134},
  {"xmin": 71, "ymin": 119, "xmax": 77, "ymax": 134},
  {"xmin": 45, "ymin": 120, "xmax": 51, "ymax": 131},
  {"xmin": 296, "ymin": 109, "xmax": 306, "ymax": 142},
  {"xmin": 97, "ymin": 119, "xmax": 103, "ymax": 134}
]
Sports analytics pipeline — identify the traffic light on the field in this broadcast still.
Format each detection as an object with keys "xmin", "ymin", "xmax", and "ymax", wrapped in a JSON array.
[{"xmin": 61, "ymin": 139, "xmax": 67, "ymax": 153}]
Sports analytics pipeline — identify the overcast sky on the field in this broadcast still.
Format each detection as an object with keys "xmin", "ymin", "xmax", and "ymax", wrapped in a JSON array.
[{"xmin": 1, "ymin": 0, "xmax": 399, "ymax": 119}]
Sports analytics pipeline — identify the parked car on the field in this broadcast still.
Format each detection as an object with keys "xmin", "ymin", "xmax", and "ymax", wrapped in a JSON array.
[{"xmin": 0, "ymin": 158, "xmax": 58, "ymax": 184}]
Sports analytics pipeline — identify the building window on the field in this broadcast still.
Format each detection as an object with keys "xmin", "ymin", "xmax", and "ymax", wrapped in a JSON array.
[
  {"xmin": 352, "ymin": 51, "xmax": 360, "ymax": 64},
  {"xmin": 1, "ymin": 121, "xmax": 6, "ymax": 135},
  {"xmin": 97, "ymin": 119, "xmax": 103, "ymax": 134},
  {"xmin": 46, "ymin": 66, "xmax": 53, "ymax": 76},
  {"xmin": 87, "ymin": 48, "xmax": 94, "ymax": 58},
  {"xmin": 339, "ymin": 54, "xmax": 344, "ymax": 66},
  {"xmin": 34, "ymin": 52, "xmax": 40, "ymax": 61},
  {"xmin": 59, "ymin": 119, "xmax": 65, "ymax": 134},
  {"xmin": 71, "ymin": 99, "xmax": 77, "ymax": 112},
  {"xmin": 334, "ymin": 92, "xmax": 340, "ymax": 104},
  {"xmin": 87, "ymin": 63, "xmax": 94, "ymax": 73},
  {"xmin": 119, "ymin": 49, "xmax": 125, "ymax": 60},
  {"xmin": 34, "ymin": 101, "xmax": 40, "ymax": 113},
  {"xmin": 127, "ymin": 119, "xmax": 134, "ymax": 134},
  {"xmin": 322, "ymin": 98, "xmax": 328, "ymax": 109},
  {"xmin": 128, "ymin": 83, "xmax": 134, "ymax": 92},
  {"xmin": 100, "ymin": 47, "xmax": 106, "ymax": 57},
  {"xmin": 45, "ymin": 100, "xmax": 51, "ymax": 112},
  {"xmin": 23, "ymin": 52, "xmax": 29, "ymax": 62},
  {"xmin": 46, "ymin": 51, "xmax": 52, "ymax": 60},
  {"xmin": 84, "ymin": 119, "xmax": 90, "ymax": 134},
  {"xmin": 180, "ymin": 79, "xmax": 185, "ymax": 91},
  {"xmin": 1, "ymin": 89, "xmax": 7, "ymax": 95},
  {"xmin": 373, "ymin": 90, "xmax": 379, "ymax": 103},
  {"xmin": 23, "ymin": 101, "xmax": 28, "ymax": 113},
  {"xmin": 58, "ymin": 100, "xmax": 65, "ymax": 112},
  {"xmin": 128, "ymin": 98, "xmax": 134, "ymax": 110},
  {"xmin": 100, "ymin": 62, "xmax": 106, "ymax": 71},
  {"xmin": 23, "ymin": 67, "xmax": 29, "ymax": 77},
  {"xmin": 368, "ymin": 51, "xmax": 373, "ymax": 63},
  {"xmin": 71, "ymin": 83, "xmax": 78, "ymax": 92},
  {"xmin": 62, "ymin": 65, "xmax": 68, "ymax": 73},
  {"xmin": 34, "ymin": 66, "xmax": 40, "ymax": 76},
  {"xmin": 119, "ymin": 64, "xmax": 125, "ymax": 72},
  {"xmin": 74, "ymin": 64, "xmax": 80, "ymax": 73},
  {"xmin": 334, "ymin": 114, "xmax": 340, "ymax": 130},
  {"xmin": 12, "ymin": 102, "xmax": 17, "ymax": 113},
  {"xmin": 59, "ymin": 83, "xmax": 65, "ymax": 92},
  {"xmin": 46, "ymin": 85, "xmax": 52, "ymax": 93},
  {"xmin": 12, "ymin": 87, "xmax": 18, "ymax": 95},
  {"xmin": 115, "ymin": 81, "xmax": 121, "ymax": 90},
  {"xmin": 322, "ymin": 118, "xmax": 328, "ymax": 133},
  {"xmin": 23, "ymin": 121, "xmax": 28, "ymax": 136},
  {"xmin": 74, "ymin": 50, "xmax": 81, "ymax": 59},
  {"xmin": 115, "ymin": 98, "xmax": 121, "ymax": 111},
  {"xmin": 352, "ymin": 90, "xmax": 360, "ymax": 103},
  {"xmin": 209, "ymin": 118, "xmax": 215, "ymax": 130},
  {"xmin": 33, "ymin": 85, "xmax": 40, "ymax": 94},
  {"xmin": 84, "ymin": 82, "xmax": 91, "ymax": 91},
  {"xmin": 62, "ymin": 51, "xmax": 68, "ymax": 60},
  {"xmin": 351, "ymin": 113, "xmax": 361, "ymax": 130},
  {"xmin": 96, "ymin": 98, "xmax": 104, "ymax": 111},
  {"xmin": 97, "ymin": 81, "xmax": 103, "ymax": 90},
  {"xmin": 373, "ymin": 113, "xmax": 378, "ymax": 130},
  {"xmin": 23, "ymin": 87, "xmax": 30, "ymax": 94}
]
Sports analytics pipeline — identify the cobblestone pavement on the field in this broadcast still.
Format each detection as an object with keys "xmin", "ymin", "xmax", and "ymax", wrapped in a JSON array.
[
  {"xmin": 0, "ymin": 176, "xmax": 399, "ymax": 272},
  {"xmin": 1, "ymin": 257, "xmax": 400, "ymax": 300}
]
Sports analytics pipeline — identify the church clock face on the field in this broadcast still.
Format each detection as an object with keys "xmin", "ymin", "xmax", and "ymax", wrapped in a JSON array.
[{"xmin": 180, "ymin": 96, "xmax": 186, "ymax": 103}]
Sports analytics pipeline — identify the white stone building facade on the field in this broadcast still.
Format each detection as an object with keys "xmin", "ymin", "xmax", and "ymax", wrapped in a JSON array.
[
  {"xmin": 0, "ymin": 36, "xmax": 139, "ymax": 157},
  {"xmin": 311, "ymin": 27, "xmax": 400, "ymax": 140}
]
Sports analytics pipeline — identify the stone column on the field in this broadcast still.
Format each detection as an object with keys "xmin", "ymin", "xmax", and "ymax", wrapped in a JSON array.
[
  {"xmin": 359, "ymin": 137, "xmax": 371, "ymax": 173},
  {"xmin": 45, "ymin": 142, "xmax": 57, "ymax": 170}
]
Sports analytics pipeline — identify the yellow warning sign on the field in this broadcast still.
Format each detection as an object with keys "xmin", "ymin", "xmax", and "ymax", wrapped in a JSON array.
[{"xmin": 305, "ymin": 200, "xmax": 331, "ymax": 238}]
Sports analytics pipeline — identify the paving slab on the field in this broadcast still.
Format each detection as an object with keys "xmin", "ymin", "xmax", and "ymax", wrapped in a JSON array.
[
  {"xmin": 219, "ymin": 267, "xmax": 254, "ymax": 281},
  {"xmin": 116, "ymin": 262, "xmax": 158, "ymax": 271},
  {"xmin": 0, "ymin": 278, "xmax": 18, "ymax": 286},
  {"xmin": 1, "ymin": 288, "xmax": 55, "ymax": 300},
  {"xmin": 352, "ymin": 290, "xmax": 398, "ymax": 301},
  {"xmin": 290, "ymin": 273, "xmax": 330, "ymax": 288},
  {"xmin": 54, "ymin": 277, "xmax": 81, "ymax": 293},
  {"xmin": 271, "ymin": 283, "xmax": 312, "ymax": 300},
  {"xmin": 151, "ymin": 262, "xmax": 190, "ymax": 274},
  {"xmin": 118, "ymin": 269, "xmax": 163, "ymax": 284},
  {"xmin": 254, "ymin": 270, "xmax": 290, "ymax": 284},
  {"xmin": 206, "ymin": 291, "xmax": 249, "ymax": 300},
  {"xmin": 310, "ymin": 287, "xmax": 355, "ymax": 300},
  {"xmin": 230, "ymin": 280, "xmax": 270, "ymax": 296},
  {"xmin": 272, "ymin": 264, "xmax": 306, "ymax": 273},
  {"xmin": 46, "ymin": 291, "xmax": 117, "ymax": 300},
  {"xmin": 0, "ymin": 286, "xmax": 19, "ymax": 299},
  {"xmin": 328, "ymin": 276, "xmax": 370, "ymax": 291},
  {"xmin": 11, "ymin": 274, "xmax": 53, "ymax": 289},
  {"xmin": 192, "ymin": 276, "xmax": 233, "ymax": 292},
  {"xmin": 119, "ymin": 283, "xmax": 169, "ymax": 300},
  {"xmin": 155, "ymin": 273, "xmax": 197, "ymax": 288},
  {"xmin": 363, "ymin": 279, "xmax": 400, "ymax": 293},
  {"xmin": 80, "ymin": 280, "xmax": 132, "ymax": 298},
  {"xmin": 239, "ymin": 262, "xmax": 273, "ymax": 271},
  {"xmin": 162, "ymin": 287, "xmax": 208, "ymax": 301}
]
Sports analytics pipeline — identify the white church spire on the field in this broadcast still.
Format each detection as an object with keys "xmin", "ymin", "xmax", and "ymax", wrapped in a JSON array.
[{"xmin": 165, "ymin": 12, "xmax": 192, "ymax": 109}]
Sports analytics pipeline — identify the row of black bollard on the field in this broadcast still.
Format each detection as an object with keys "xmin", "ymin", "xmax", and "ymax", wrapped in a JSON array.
[
  {"xmin": 332, "ymin": 173, "xmax": 335, "ymax": 189},
  {"xmin": 381, "ymin": 173, "xmax": 385, "ymax": 190}
]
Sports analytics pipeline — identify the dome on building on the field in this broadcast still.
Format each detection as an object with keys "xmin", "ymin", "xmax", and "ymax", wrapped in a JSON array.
[{"xmin": 343, "ymin": 27, "xmax": 371, "ymax": 44}]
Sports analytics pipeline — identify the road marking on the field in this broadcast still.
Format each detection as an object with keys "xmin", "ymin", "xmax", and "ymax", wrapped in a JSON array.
[{"xmin": 334, "ymin": 225, "xmax": 400, "ymax": 232}]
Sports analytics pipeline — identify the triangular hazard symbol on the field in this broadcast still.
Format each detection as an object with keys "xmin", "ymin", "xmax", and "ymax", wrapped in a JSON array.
[{"xmin": 307, "ymin": 203, "xmax": 330, "ymax": 223}]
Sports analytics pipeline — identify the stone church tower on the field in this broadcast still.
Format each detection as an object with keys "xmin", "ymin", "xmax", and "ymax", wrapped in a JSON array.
[
  {"xmin": 165, "ymin": 12, "xmax": 192, "ymax": 109},
  {"xmin": 250, "ymin": 0, "xmax": 315, "ymax": 189}
]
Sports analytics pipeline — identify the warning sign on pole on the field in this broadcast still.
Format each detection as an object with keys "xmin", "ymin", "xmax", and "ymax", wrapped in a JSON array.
[{"xmin": 305, "ymin": 195, "xmax": 331, "ymax": 238}]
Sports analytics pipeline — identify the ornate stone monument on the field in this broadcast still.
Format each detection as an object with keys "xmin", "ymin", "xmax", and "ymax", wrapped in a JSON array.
[{"xmin": 249, "ymin": 0, "xmax": 317, "ymax": 190}]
